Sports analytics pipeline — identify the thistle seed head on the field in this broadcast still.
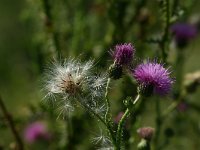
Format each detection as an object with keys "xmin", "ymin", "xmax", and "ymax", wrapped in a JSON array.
[{"xmin": 43, "ymin": 58, "xmax": 107, "ymax": 117}]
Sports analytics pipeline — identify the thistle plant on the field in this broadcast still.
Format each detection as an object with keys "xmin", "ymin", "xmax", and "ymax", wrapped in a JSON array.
[{"xmin": 43, "ymin": 42, "xmax": 175, "ymax": 150}]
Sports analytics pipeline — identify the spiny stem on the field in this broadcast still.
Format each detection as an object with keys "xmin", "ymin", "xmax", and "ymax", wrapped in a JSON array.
[
  {"xmin": 133, "ymin": 94, "xmax": 140, "ymax": 105},
  {"xmin": 116, "ymin": 94, "xmax": 140, "ymax": 149},
  {"xmin": 105, "ymin": 78, "xmax": 111, "ymax": 123},
  {"xmin": 116, "ymin": 108, "xmax": 129, "ymax": 150},
  {"xmin": 77, "ymin": 100, "xmax": 116, "ymax": 147},
  {"xmin": 160, "ymin": 0, "xmax": 170, "ymax": 62},
  {"xmin": 0, "ymin": 96, "xmax": 24, "ymax": 150},
  {"xmin": 104, "ymin": 78, "xmax": 117, "ymax": 148}
]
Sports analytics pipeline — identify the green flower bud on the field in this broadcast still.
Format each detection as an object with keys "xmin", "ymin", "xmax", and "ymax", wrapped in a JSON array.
[{"xmin": 108, "ymin": 64, "xmax": 123, "ymax": 79}]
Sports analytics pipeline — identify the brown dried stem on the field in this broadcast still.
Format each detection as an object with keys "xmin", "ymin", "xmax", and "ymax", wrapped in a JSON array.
[{"xmin": 0, "ymin": 96, "xmax": 23, "ymax": 150}]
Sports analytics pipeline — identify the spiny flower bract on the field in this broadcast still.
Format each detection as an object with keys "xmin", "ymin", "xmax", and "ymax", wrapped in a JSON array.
[
  {"xmin": 133, "ymin": 61, "xmax": 173, "ymax": 96},
  {"xmin": 43, "ymin": 58, "xmax": 107, "ymax": 117}
]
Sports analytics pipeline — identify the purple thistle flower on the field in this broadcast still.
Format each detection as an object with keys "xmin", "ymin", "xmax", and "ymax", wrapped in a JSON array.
[
  {"xmin": 137, "ymin": 127, "xmax": 155, "ymax": 141},
  {"xmin": 133, "ymin": 61, "xmax": 173, "ymax": 96},
  {"xmin": 24, "ymin": 122, "xmax": 50, "ymax": 143},
  {"xmin": 113, "ymin": 43, "xmax": 135, "ymax": 66},
  {"xmin": 171, "ymin": 23, "xmax": 197, "ymax": 48}
]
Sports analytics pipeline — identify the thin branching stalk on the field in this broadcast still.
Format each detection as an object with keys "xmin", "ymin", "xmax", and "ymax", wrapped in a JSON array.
[
  {"xmin": 77, "ymin": 100, "xmax": 117, "ymax": 148},
  {"xmin": 104, "ymin": 78, "xmax": 117, "ymax": 147},
  {"xmin": 175, "ymin": 50, "xmax": 185, "ymax": 94},
  {"xmin": 162, "ymin": 83, "xmax": 187, "ymax": 119},
  {"xmin": 42, "ymin": 0, "xmax": 61, "ymax": 59},
  {"xmin": 0, "ymin": 96, "xmax": 24, "ymax": 150},
  {"xmin": 65, "ymin": 116, "xmax": 74, "ymax": 149},
  {"xmin": 159, "ymin": 0, "xmax": 170, "ymax": 62},
  {"xmin": 162, "ymin": 101, "xmax": 178, "ymax": 118},
  {"xmin": 105, "ymin": 78, "xmax": 111, "ymax": 123},
  {"xmin": 116, "ymin": 94, "xmax": 140, "ymax": 149}
]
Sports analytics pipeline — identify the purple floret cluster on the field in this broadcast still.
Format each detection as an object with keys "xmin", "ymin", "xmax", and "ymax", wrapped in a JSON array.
[
  {"xmin": 24, "ymin": 122, "xmax": 50, "ymax": 143},
  {"xmin": 171, "ymin": 23, "xmax": 197, "ymax": 47},
  {"xmin": 113, "ymin": 43, "xmax": 135, "ymax": 66},
  {"xmin": 133, "ymin": 61, "xmax": 173, "ymax": 95}
]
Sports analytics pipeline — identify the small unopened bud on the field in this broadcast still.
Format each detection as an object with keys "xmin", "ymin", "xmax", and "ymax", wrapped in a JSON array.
[
  {"xmin": 109, "ymin": 64, "xmax": 123, "ymax": 79},
  {"xmin": 137, "ymin": 127, "xmax": 155, "ymax": 141}
]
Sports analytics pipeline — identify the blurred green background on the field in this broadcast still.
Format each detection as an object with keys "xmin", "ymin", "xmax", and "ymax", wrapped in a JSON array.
[{"xmin": 0, "ymin": 0, "xmax": 200, "ymax": 149}]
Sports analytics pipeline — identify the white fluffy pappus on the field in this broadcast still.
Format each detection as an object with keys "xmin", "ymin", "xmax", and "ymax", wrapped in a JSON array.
[
  {"xmin": 43, "ymin": 58, "xmax": 107, "ymax": 118},
  {"xmin": 91, "ymin": 129, "xmax": 114, "ymax": 150}
]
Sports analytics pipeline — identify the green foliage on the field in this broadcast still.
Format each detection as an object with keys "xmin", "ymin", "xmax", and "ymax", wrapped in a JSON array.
[{"xmin": 0, "ymin": 0, "xmax": 200, "ymax": 149}]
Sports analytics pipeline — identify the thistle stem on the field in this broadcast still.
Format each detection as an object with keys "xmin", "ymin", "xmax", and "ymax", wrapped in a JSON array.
[
  {"xmin": 105, "ymin": 78, "xmax": 111, "ymax": 123},
  {"xmin": 160, "ymin": 0, "xmax": 170, "ymax": 62},
  {"xmin": 0, "ymin": 96, "xmax": 24, "ymax": 150},
  {"xmin": 65, "ymin": 117, "xmax": 74, "ymax": 149},
  {"xmin": 77, "ymin": 100, "xmax": 117, "ymax": 147},
  {"xmin": 175, "ymin": 49, "xmax": 185, "ymax": 95},
  {"xmin": 162, "ymin": 101, "xmax": 178, "ymax": 117},
  {"xmin": 116, "ymin": 94, "xmax": 140, "ymax": 149}
]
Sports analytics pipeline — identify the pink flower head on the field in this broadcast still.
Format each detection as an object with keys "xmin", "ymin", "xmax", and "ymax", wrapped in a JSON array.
[
  {"xmin": 171, "ymin": 23, "xmax": 197, "ymax": 48},
  {"xmin": 137, "ymin": 127, "xmax": 155, "ymax": 141},
  {"xmin": 113, "ymin": 43, "xmax": 135, "ymax": 66},
  {"xmin": 133, "ymin": 61, "xmax": 174, "ymax": 96},
  {"xmin": 24, "ymin": 122, "xmax": 50, "ymax": 143}
]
